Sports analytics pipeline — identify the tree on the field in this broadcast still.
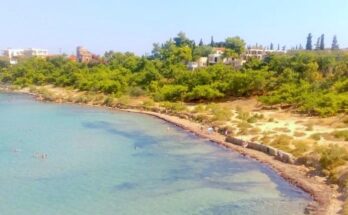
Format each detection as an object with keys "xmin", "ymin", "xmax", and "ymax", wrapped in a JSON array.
[
  {"xmin": 193, "ymin": 46, "xmax": 213, "ymax": 60},
  {"xmin": 225, "ymin": 37, "xmax": 246, "ymax": 55},
  {"xmin": 315, "ymin": 37, "xmax": 321, "ymax": 50},
  {"xmin": 331, "ymin": 35, "xmax": 339, "ymax": 50},
  {"xmin": 173, "ymin": 32, "xmax": 194, "ymax": 48},
  {"xmin": 223, "ymin": 49, "xmax": 238, "ymax": 58},
  {"xmin": 320, "ymin": 34, "xmax": 325, "ymax": 50},
  {"xmin": 199, "ymin": 39, "xmax": 204, "ymax": 46},
  {"xmin": 306, "ymin": 33, "xmax": 313, "ymax": 50},
  {"xmin": 210, "ymin": 36, "xmax": 215, "ymax": 47},
  {"xmin": 151, "ymin": 43, "xmax": 162, "ymax": 59}
]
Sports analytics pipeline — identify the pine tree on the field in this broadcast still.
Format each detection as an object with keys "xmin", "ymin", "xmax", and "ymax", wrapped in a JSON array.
[
  {"xmin": 199, "ymin": 39, "xmax": 204, "ymax": 46},
  {"xmin": 320, "ymin": 34, "xmax": 325, "ymax": 50},
  {"xmin": 306, "ymin": 33, "xmax": 312, "ymax": 50},
  {"xmin": 331, "ymin": 35, "xmax": 339, "ymax": 50}
]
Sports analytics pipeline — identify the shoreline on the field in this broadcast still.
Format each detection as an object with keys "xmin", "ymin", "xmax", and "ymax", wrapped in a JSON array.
[
  {"xmin": 0, "ymin": 87, "xmax": 343, "ymax": 214},
  {"xmin": 122, "ymin": 109, "xmax": 340, "ymax": 215}
]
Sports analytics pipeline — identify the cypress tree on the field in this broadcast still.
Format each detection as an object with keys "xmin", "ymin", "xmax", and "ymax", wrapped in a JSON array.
[
  {"xmin": 331, "ymin": 35, "xmax": 339, "ymax": 50},
  {"xmin": 199, "ymin": 38, "xmax": 204, "ymax": 46},
  {"xmin": 315, "ymin": 37, "xmax": 320, "ymax": 50},
  {"xmin": 210, "ymin": 36, "xmax": 215, "ymax": 47},
  {"xmin": 320, "ymin": 34, "xmax": 325, "ymax": 50},
  {"xmin": 306, "ymin": 33, "xmax": 312, "ymax": 50}
]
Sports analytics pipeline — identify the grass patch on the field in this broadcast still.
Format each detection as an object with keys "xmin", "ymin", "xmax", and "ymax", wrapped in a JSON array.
[
  {"xmin": 310, "ymin": 133, "xmax": 322, "ymax": 141},
  {"xmin": 332, "ymin": 130, "xmax": 348, "ymax": 141},
  {"xmin": 269, "ymin": 134, "xmax": 294, "ymax": 152},
  {"xmin": 291, "ymin": 140, "xmax": 314, "ymax": 157},
  {"xmin": 117, "ymin": 95, "xmax": 130, "ymax": 106},
  {"xmin": 211, "ymin": 107, "xmax": 232, "ymax": 122},
  {"xmin": 237, "ymin": 121, "xmax": 253, "ymax": 135},
  {"xmin": 315, "ymin": 144, "xmax": 348, "ymax": 176},
  {"xmin": 192, "ymin": 104, "xmax": 205, "ymax": 113},
  {"xmin": 260, "ymin": 135, "xmax": 272, "ymax": 144},
  {"xmin": 103, "ymin": 95, "xmax": 117, "ymax": 107},
  {"xmin": 142, "ymin": 98, "xmax": 155, "ymax": 108},
  {"xmin": 160, "ymin": 102, "xmax": 187, "ymax": 113}
]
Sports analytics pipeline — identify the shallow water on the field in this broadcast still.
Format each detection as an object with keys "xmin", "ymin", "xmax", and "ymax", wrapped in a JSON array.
[{"xmin": 0, "ymin": 93, "xmax": 310, "ymax": 215}]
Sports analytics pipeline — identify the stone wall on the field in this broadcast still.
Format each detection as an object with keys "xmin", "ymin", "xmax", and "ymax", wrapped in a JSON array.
[{"xmin": 225, "ymin": 136, "xmax": 295, "ymax": 164}]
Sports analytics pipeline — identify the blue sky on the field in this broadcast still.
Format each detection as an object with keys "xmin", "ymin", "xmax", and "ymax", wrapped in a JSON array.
[{"xmin": 0, "ymin": 0, "xmax": 347, "ymax": 55}]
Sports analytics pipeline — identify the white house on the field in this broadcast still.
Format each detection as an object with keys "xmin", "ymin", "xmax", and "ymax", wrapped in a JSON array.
[
  {"xmin": 198, "ymin": 57, "xmax": 208, "ymax": 67},
  {"xmin": 23, "ymin": 48, "xmax": 48, "ymax": 57},
  {"xmin": 243, "ymin": 47, "xmax": 286, "ymax": 61},
  {"xmin": 3, "ymin": 48, "xmax": 48, "ymax": 64},
  {"xmin": 187, "ymin": 62, "xmax": 199, "ymax": 71},
  {"xmin": 224, "ymin": 57, "xmax": 246, "ymax": 69}
]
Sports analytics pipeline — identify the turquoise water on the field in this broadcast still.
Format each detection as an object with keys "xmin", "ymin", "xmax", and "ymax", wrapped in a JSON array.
[{"xmin": 0, "ymin": 93, "xmax": 310, "ymax": 215}]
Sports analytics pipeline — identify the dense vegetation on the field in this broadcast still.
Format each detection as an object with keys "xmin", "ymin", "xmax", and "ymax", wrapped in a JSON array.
[{"xmin": 0, "ymin": 33, "xmax": 347, "ymax": 116}]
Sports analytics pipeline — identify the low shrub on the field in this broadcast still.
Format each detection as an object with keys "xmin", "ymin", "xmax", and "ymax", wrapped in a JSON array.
[
  {"xmin": 142, "ymin": 98, "xmax": 155, "ymax": 108},
  {"xmin": 310, "ymin": 133, "xmax": 322, "ymax": 141},
  {"xmin": 291, "ymin": 140, "xmax": 313, "ymax": 157},
  {"xmin": 103, "ymin": 96, "xmax": 117, "ymax": 107},
  {"xmin": 315, "ymin": 144, "xmax": 348, "ymax": 173},
  {"xmin": 192, "ymin": 104, "xmax": 206, "ymax": 113},
  {"xmin": 269, "ymin": 134, "xmax": 293, "ymax": 152},
  {"xmin": 117, "ymin": 95, "xmax": 130, "ymax": 106},
  {"xmin": 332, "ymin": 130, "xmax": 348, "ymax": 141},
  {"xmin": 211, "ymin": 107, "xmax": 232, "ymax": 122},
  {"xmin": 160, "ymin": 102, "xmax": 187, "ymax": 113},
  {"xmin": 129, "ymin": 87, "xmax": 146, "ymax": 97}
]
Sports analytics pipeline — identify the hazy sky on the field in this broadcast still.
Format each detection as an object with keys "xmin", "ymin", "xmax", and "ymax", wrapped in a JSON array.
[{"xmin": 1, "ymin": 0, "xmax": 347, "ymax": 55}]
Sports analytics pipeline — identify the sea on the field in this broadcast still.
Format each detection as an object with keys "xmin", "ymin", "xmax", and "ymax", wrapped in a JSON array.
[{"xmin": 0, "ymin": 93, "xmax": 310, "ymax": 215}]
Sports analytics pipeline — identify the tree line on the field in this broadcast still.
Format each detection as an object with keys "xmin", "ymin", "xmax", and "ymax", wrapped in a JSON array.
[
  {"xmin": 0, "ymin": 33, "xmax": 347, "ymax": 116},
  {"xmin": 306, "ymin": 33, "xmax": 340, "ymax": 51}
]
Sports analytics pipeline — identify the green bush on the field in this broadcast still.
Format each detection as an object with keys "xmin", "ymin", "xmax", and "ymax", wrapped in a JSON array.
[
  {"xmin": 142, "ymin": 98, "xmax": 155, "ymax": 108},
  {"xmin": 186, "ymin": 85, "xmax": 224, "ymax": 101},
  {"xmin": 154, "ymin": 85, "xmax": 188, "ymax": 101},
  {"xmin": 316, "ymin": 144, "xmax": 348, "ymax": 172}
]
